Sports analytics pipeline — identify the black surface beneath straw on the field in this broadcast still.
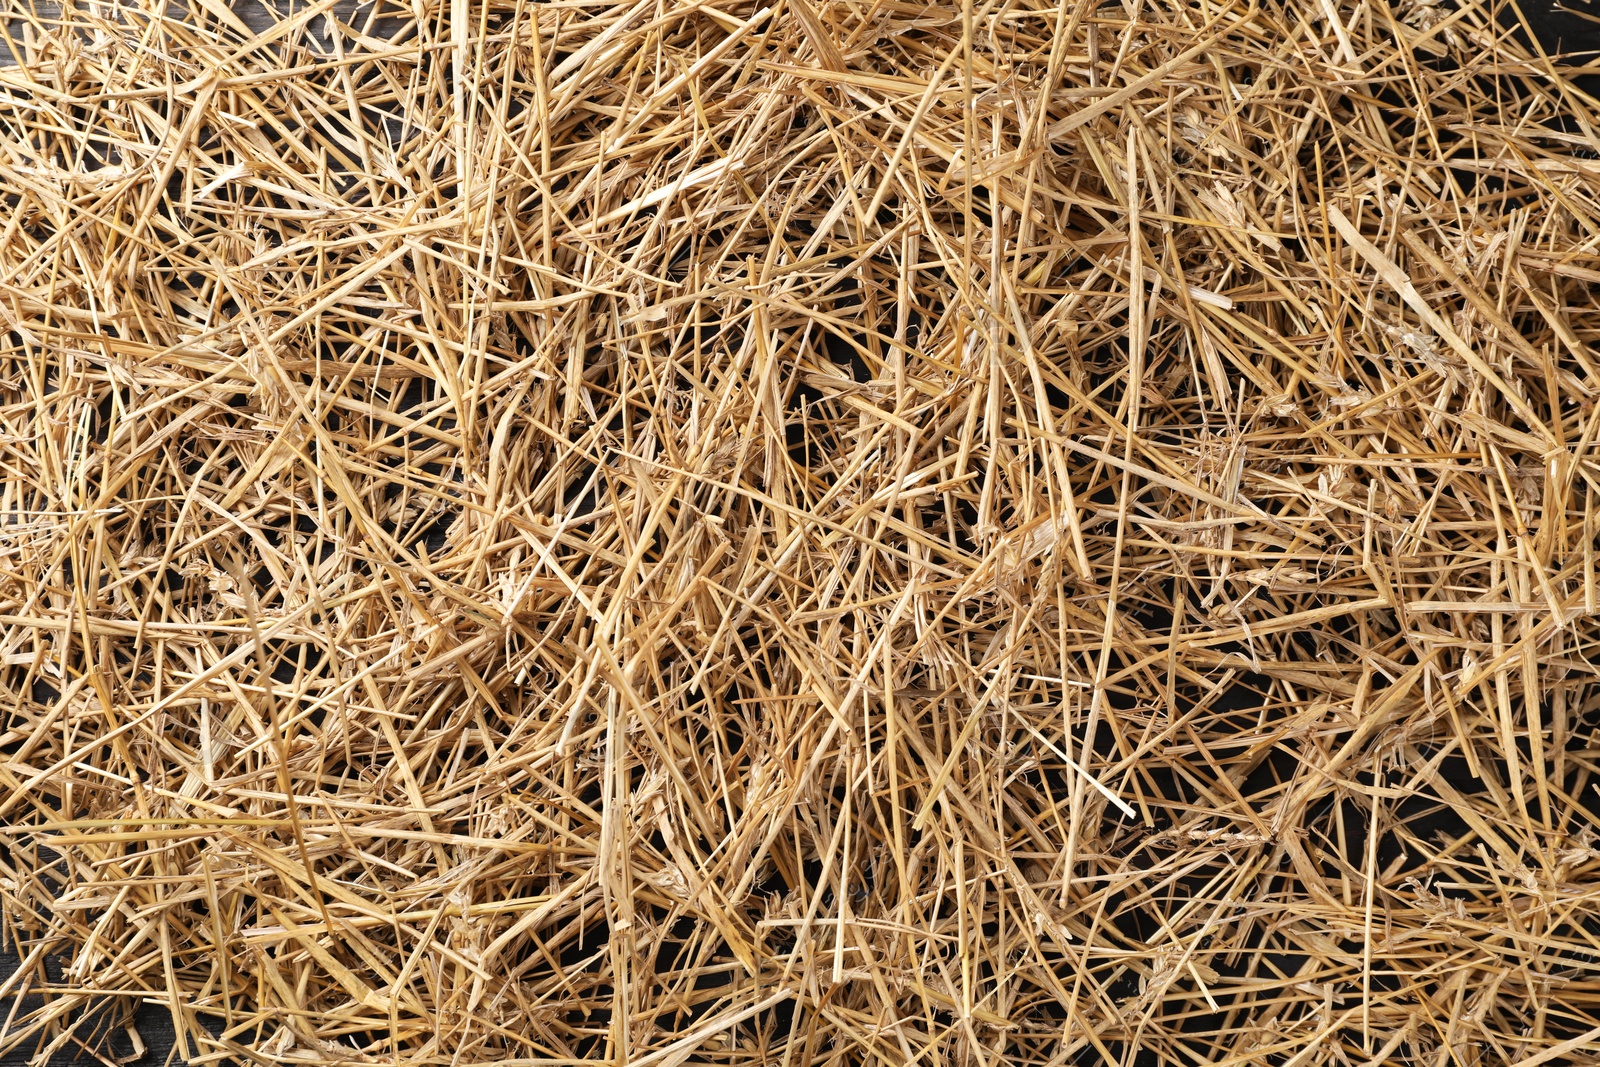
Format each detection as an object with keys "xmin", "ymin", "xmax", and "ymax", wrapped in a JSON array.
[
  {"xmin": 0, "ymin": 949, "xmax": 188, "ymax": 1067},
  {"xmin": 1522, "ymin": 0, "xmax": 1600, "ymax": 53},
  {"xmin": 1, "ymin": 0, "xmax": 1598, "ymax": 1064},
  {"xmin": 1517, "ymin": 0, "xmax": 1600, "ymax": 93}
]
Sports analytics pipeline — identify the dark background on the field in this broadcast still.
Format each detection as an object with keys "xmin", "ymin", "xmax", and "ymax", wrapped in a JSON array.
[
  {"xmin": 1, "ymin": 0, "xmax": 1598, "ymax": 1063},
  {"xmin": 1514, "ymin": 0, "xmax": 1600, "ymax": 96}
]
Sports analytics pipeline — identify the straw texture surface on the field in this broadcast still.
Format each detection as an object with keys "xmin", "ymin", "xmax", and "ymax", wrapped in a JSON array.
[{"xmin": 3, "ymin": 0, "xmax": 1600, "ymax": 1065}]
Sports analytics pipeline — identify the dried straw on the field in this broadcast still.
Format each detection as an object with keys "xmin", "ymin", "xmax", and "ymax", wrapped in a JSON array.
[{"xmin": 1, "ymin": 0, "xmax": 1599, "ymax": 1063}]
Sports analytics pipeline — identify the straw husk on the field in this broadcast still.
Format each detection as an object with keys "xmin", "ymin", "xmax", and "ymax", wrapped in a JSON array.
[{"xmin": 1, "ymin": 0, "xmax": 1599, "ymax": 1063}]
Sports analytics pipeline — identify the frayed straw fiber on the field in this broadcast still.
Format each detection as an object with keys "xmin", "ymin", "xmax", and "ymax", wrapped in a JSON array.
[{"xmin": 0, "ymin": 0, "xmax": 1599, "ymax": 1064}]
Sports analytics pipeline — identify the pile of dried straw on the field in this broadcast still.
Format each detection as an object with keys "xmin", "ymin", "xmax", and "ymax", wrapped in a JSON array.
[{"xmin": 2, "ymin": 0, "xmax": 1600, "ymax": 1063}]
